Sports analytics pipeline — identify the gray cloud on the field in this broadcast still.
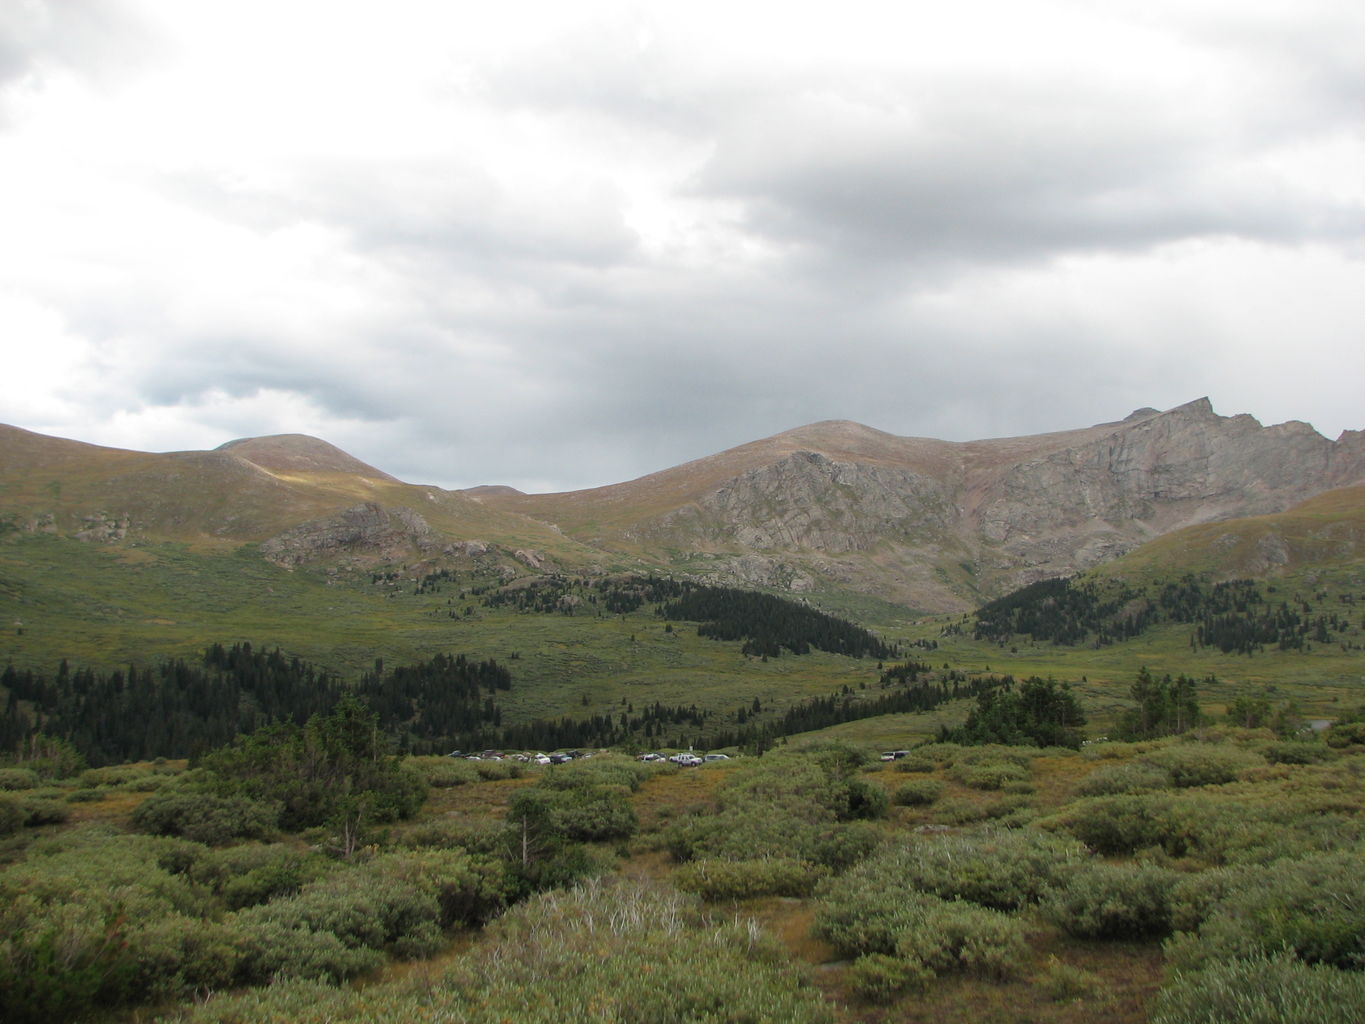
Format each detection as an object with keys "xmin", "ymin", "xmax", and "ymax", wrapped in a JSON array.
[{"xmin": 3, "ymin": 2, "xmax": 1362, "ymax": 493}]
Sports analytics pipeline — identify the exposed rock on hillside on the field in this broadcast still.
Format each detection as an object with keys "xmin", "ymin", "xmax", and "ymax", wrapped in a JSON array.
[
  {"xmin": 476, "ymin": 399, "xmax": 1365, "ymax": 609},
  {"xmin": 261, "ymin": 503, "xmax": 439, "ymax": 567},
  {"xmin": 5, "ymin": 400, "xmax": 1362, "ymax": 611}
]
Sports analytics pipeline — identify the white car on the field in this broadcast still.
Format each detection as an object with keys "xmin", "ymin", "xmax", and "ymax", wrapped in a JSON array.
[{"xmin": 670, "ymin": 753, "xmax": 703, "ymax": 767}]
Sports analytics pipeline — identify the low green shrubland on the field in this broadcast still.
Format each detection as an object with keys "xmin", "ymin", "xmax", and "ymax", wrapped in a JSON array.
[
  {"xmin": 1044, "ymin": 861, "xmax": 1180, "ymax": 939},
  {"xmin": 158, "ymin": 879, "xmax": 833, "ymax": 1024},
  {"xmin": 892, "ymin": 777, "xmax": 944, "ymax": 805},
  {"xmin": 1152, "ymin": 954, "xmax": 1365, "ymax": 1024},
  {"xmin": 674, "ymin": 856, "xmax": 829, "ymax": 900}
]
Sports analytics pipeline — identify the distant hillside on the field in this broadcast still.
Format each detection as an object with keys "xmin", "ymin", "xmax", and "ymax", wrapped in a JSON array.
[
  {"xmin": 0, "ymin": 423, "xmax": 603, "ymax": 572},
  {"xmin": 1091, "ymin": 483, "xmax": 1365, "ymax": 583},
  {"xmin": 965, "ymin": 483, "xmax": 1365, "ymax": 652},
  {"xmin": 3, "ymin": 400, "xmax": 1362, "ymax": 611},
  {"xmin": 216, "ymin": 434, "xmax": 400, "ymax": 481},
  {"xmin": 472, "ymin": 400, "xmax": 1365, "ymax": 609}
]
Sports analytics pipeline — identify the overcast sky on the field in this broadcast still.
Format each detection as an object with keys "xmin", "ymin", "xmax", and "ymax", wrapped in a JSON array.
[{"xmin": 2, "ymin": 1, "xmax": 1362, "ymax": 492}]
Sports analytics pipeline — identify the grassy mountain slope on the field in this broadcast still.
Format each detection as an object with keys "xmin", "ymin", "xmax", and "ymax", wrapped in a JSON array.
[
  {"xmin": 0, "ymin": 424, "xmax": 607, "ymax": 567},
  {"xmin": 1092, "ymin": 484, "xmax": 1365, "ymax": 584}
]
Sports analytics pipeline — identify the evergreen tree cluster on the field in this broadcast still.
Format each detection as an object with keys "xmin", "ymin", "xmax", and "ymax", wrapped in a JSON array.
[
  {"xmin": 2, "ymin": 644, "xmax": 512, "ymax": 766},
  {"xmin": 658, "ymin": 583, "xmax": 894, "ymax": 659},
  {"xmin": 878, "ymin": 659, "xmax": 934, "ymax": 686},
  {"xmin": 358, "ymin": 652, "xmax": 510, "ymax": 752},
  {"xmin": 196, "ymin": 695, "xmax": 426, "ymax": 831},
  {"xmin": 2, "ymin": 644, "xmax": 344, "ymax": 766},
  {"xmin": 938, "ymin": 676, "xmax": 1087, "ymax": 749},
  {"xmin": 972, "ymin": 577, "xmax": 1149, "ymax": 647},
  {"xmin": 1114, "ymin": 666, "xmax": 1206, "ymax": 740},
  {"xmin": 466, "ymin": 572, "xmax": 891, "ymax": 660},
  {"xmin": 972, "ymin": 574, "xmax": 1360, "ymax": 653}
]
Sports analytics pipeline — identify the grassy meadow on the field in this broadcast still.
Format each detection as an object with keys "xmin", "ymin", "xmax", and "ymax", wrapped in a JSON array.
[
  {"xmin": 2, "ymin": 724, "xmax": 1362, "ymax": 1024},
  {"xmin": 5, "ymin": 531, "xmax": 1363, "ymax": 750}
]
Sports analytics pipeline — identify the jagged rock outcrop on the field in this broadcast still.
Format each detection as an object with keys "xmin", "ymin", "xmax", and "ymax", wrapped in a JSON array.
[
  {"xmin": 656, "ymin": 452, "xmax": 954, "ymax": 553},
  {"xmin": 260, "ymin": 503, "xmax": 439, "ymax": 567},
  {"xmin": 477, "ymin": 398, "xmax": 1365, "ymax": 609}
]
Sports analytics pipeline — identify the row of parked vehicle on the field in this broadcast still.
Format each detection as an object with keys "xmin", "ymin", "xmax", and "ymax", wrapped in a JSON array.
[
  {"xmin": 638, "ymin": 752, "xmax": 731, "ymax": 767},
  {"xmin": 446, "ymin": 749, "xmax": 733, "ymax": 767},
  {"xmin": 447, "ymin": 749, "xmax": 584, "ymax": 765}
]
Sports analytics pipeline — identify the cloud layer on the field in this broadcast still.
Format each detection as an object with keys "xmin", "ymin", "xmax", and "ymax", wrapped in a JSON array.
[{"xmin": 3, "ymin": 0, "xmax": 1362, "ymax": 491}]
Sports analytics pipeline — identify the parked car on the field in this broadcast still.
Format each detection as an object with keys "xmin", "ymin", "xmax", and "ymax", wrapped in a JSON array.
[
  {"xmin": 637, "ymin": 752, "xmax": 667, "ymax": 762},
  {"xmin": 533, "ymin": 753, "xmax": 552, "ymax": 765},
  {"xmin": 702, "ymin": 753, "xmax": 730, "ymax": 762},
  {"xmin": 670, "ymin": 753, "xmax": 703, "ymax": 767},
  {"xmin": 879, "ymin": 750, "xmax": 910, "ymax": 761}
]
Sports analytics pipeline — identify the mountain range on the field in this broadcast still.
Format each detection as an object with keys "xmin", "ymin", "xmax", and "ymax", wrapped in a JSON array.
[{"xmin": 3, "ymin": 398, "xmax": 1362, "ymax": 612}]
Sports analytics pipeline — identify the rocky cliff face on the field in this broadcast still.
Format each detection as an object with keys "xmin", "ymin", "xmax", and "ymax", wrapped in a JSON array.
[
  {"xmin": 260, "ymin": 503, "xmax": 440, "ymax": 567},
  {"xmin": 476, "ymin": 398, "xmax": 1365, "ymax": 609},
  {"xmin": 656, "ymin": 452, "xmax": 956, "ymax": 553}
]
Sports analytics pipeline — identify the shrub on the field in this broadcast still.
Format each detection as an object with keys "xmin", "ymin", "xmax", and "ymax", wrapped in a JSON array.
[
  {"xmin": 65, "ymin": 788, "xmax": 105, "ymax": 803},
  {"xmin": 1035, "ymin": 956, "xmax": 1106, "ymax": 1003},
  {"xmin": 1045, "ymin": 862, "xmax": 1179, "ymax": 938},
  {"xmin": 1260, "ymin": 740, "xmax": 1335, "ymax": 765},
  {"xmin": 952, "ymin": 760, "xmax": 1030, "ymax": 791},
  {"xmin": 21, "ymin": 797, "xmax": 71, "ymax": 826},
  {"xmin": 406, "ymin": 756, "xmax": 479, "ymax": 788},
  {"xmin": 189, "ymin": 843, "xmax": 330, "ymax": 910},
  {"xmin": 80, "ymin": 765, "xmax": 149, "ymax": 788},
  {"xmin": 0, "ymin": 832, "xmax": 216, "ymax": 1021},
  {"xmin": 0, "ymin": 795, "xmax": 24, "ymax": 835},
  {"xmin": 1142, "ymin": 744, "xmax": 1264, "ymax": 788},
  {"xmin": 664, "ymin": 748, "xmax": 888, "ymax": 868},
  {"xmin": 894, "ymin": 779, "xmax": 945, "ymax": 805},
  {"xmin": 893, "ymin": 754, "xmax": 938, "ymax": 773},
  {"xmin": 227, "ymin": 917, "xmax": 385, "ymax": 985},
  {"xmin": 1078, "ymin": 761, "xmax": 1172, "ymax": 796},
  {"xmin": 823, "ymin": 890, "xmax": 1029, "ymax": 1001},
  {"xmin": 538, "ymin": 755, "xmax": 654, "ymax": 791},
  {"xmin": 166, "ymin": 878, "xmax": 835, "ymax": 1024},
  {"xmin": 227, "ymin": 849, "xmax": 507, "ymax": 983},
  {"xmin": 848, "ymin": 952, "xmax": 934, "ymax": 1000},
  {"xmin": 894, "ymin": 897, "xmax": 1029, "ymax": 979},
  {"xmin": 197, "ymin": 698, "xmax": 427, "ymax": 830},
  {"xmin": 813, "ymin": 829, "xmax": 1079, "ymax": 963},
  {"xmin": 898, "ymin": 827, "xmax": 1087, "ymax": 910},
  {"xmin": 132, "ymin": 789, "xmax": 278, "ymax": 845},
  {"xmin": 1324, "ymin": 719, "xmax": 1365, "ymax": 748},
  {"xmin": 471, "ymin": 758, "xmax": 524, "ymax": 781},
  {"xmin": 509, "ymin": 783, "xmax": 638, "ymax": 845},
  {"xmin": 0, "ymin": 768, "xmax": 39, "ymax": 790},
  {"xmin": 396, "ymin": 816, "xmax": 508, "ymax": 856},
  {"xmin": 675, "ymin": 857, "xmax": 828, "ymax": 900},
  {"xmin": 934, "ymin": 794, "xmax": 1032, "ymax": 826},
  {"xmin": 1048, "ymin": 794, "xmax": 1173, "ymax": 855},
  {"xmin": 1151, "ymin": 954, "xmax": 1365, "ymax": 1024},
  {"xmin": 1165, "ymin": 849, "xmax": 1365, "ymax": 971},
  {"xmin": 811, "ymin": 821, "xmax": 884, "ymax": 870}
]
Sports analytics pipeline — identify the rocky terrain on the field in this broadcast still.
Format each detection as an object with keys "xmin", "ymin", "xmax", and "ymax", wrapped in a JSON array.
[
  {"xmin": 3, "ymin": 399, "xmax": 1362, "ymax": 611},
  {"xmin": 472, "ymin": 399, "xmax": 1365, "ymax": 608}
]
